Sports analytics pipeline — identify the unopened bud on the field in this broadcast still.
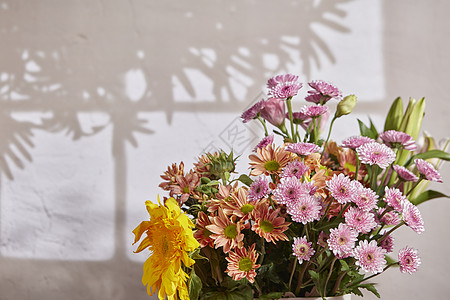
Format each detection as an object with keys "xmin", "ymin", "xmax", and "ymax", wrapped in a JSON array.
[{"xmin": 335, "ymin": 94, "xmax": 357, "ymax": 118}]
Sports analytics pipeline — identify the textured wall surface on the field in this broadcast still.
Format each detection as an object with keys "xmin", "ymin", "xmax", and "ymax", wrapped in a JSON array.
[{"xmin": 0, "ymin": 0, "xmax": 449, "ymax": 299}]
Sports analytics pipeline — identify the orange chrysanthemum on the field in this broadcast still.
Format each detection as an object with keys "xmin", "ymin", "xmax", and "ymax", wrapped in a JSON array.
[
  {"xmin": 249, "ymin": 144, "xmax": 293, "ymax": 176},
  {"xmin": 206, "ymin": 208, "xmax": 244, "ymax": 253},
  {"xmin": 251, "ymin": 204, "xmax": 290, "ymax": 244},
  {"xmin": 225, "ymin": 244, "xmax": 260, "ymax": 283}
]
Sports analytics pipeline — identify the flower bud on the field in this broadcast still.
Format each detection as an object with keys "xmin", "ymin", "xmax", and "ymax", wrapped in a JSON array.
[
  {"xmin": 335, "ymin": 94, "xmax": 357, "ymax": 118},
  {"xmin": 260, "ymin": 97, "xmax": 286, "ymax": 127}
]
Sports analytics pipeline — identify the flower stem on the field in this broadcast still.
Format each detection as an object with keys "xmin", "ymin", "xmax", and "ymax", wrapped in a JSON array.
[
  {"xmin": 257, "ymin": 116, "xmax": 269, "ymax": 136},
  {"xmin": 288, "ymin": 259, "xmax": 298, "ymax": 291},
  {"xmin": 286, "ymin": 97, "xmax": 296, "ymax": 142},
  {"xmin": 323, "ymin": 257, "xmax": 338, "ymax": 297},
  {"xmin": 321, "ymin": 115, "xmax": 337, "ymax": 159}
]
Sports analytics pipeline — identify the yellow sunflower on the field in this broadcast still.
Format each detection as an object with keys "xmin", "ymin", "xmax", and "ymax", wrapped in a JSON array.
[{"xmin": 132, "ymin": 197, "xmax": 200, "ymax": 300}]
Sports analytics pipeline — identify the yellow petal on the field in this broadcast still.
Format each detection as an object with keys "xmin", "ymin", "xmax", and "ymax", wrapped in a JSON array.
[{"xmin": 132, "ymin": 221, "xmax": 150, "ymax": 244}]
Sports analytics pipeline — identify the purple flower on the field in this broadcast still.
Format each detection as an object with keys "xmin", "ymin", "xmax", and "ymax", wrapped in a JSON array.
[
  {"xmin": 383, "ymin": 187, "xmax": 406, "ymax": 212},
  {"xmin": 260, "ymin": 97, "xmax": 286, "ymax": 127},
  {"xmin": 300, "ymin": 105, "xmax": 329, "ymax": 118},
  {"xmin": 401, "ymin": 200, "xmax": 425, "ymax": 234},
  {"xmin": 344, "ymin": 207, "xmax": 377, "ymax": 234},
  {"xmin": 248, "ymin": 176, "xmax": 270, "ymax": 202},
  {"xmin": 353, "ymin": 240, "xmax": 387, "ymax": 274},
  {"xmin": 415, "ymin": 158, "xmax": 443, "ymax": 182},
  {"xmin": 393, "ymin": 164, "xmax": 419, "ymax": 182},
  {"xmin": 341, "ymin": 136, "xmax": 375, "ymax": 149},
  {"xmin": 356, "ymin": 142, "xmax": 396, "ymax": 169},
  {"xmin": 253, "ymin": 134, "xmax": 274, "ymax": 152},
  {"xmin": 286, "ymin": 111, "xmax": 311, "ymax": 125},
  {"xmin": 398, "ymin": 246, "xmax": 421, "ymax": 274},
  {"xmin": 241, "ymin": 99, "xmax": 265, "ymax": 123},
  {"xmin": 326, "ymin": 173, "xmax": 356, "ymax": 204},
  {"xmin": 306, "ymin": 80, "xmax": 342, "ymax": 104},
  {"xmin": 286, "ymin": 142, "xmax": 321, "ymax": 156},
  {"xmin": 287, "ymin": 195, "xmax": 322, "ymax": 224},
  {"xmin": 281, "ymin": 160, "xmax": 309, "ymax": 179},
  {"xmin": 379, "ymin": 130, "xmax": 417, "ymax": 151},
  {"xmin": 328, "ymin": 223, "xmax": 358, "ymax": 259},
  {"xmin": 292, "ymin": 236, "xmax": 315, "ymax": 264},
  {"xmin": 379, "ymin": 234, "xmax": 394, "ymax": 253},
  {"xmin": 267, "ymin": 74, "xmax": 303, "ymax": 99}
]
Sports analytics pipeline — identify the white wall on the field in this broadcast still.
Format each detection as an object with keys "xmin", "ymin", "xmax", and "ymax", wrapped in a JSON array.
[{"xmin": 0, "ymin": 0, "xmax": 449, "ymax": 299}]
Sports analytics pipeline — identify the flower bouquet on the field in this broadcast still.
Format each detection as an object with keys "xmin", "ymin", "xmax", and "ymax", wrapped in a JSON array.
[{"xmin": 132, "ymin": 74, "xmax": 449, "ymax": 300}]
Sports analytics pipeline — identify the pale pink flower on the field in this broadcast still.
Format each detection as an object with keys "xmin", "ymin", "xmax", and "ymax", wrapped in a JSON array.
[
  {"xmin": 393, "ymin": 164, "xmax": 418, "ymax": 182},
  {"xmin": 286, "ymin": 142, "xmax": 321, "ymax": 156},
  {"xmin": 292, "ymin": 236, "xmax": 315, "ymax": 264},
  {"xmin": 401, "ymin": 200, "xmax": 425, "ymax": 234},
  {"xmin": 206, "ymin": 209, "xmax": 244, "ymax": 253},
  {"xmin": 415, "ymin": 158, "xmax": 443, "ymax": 182},
  {"xmin": 281, "ymin": 160, "xmax": 309, "ymax": 179},
  {"xmin": 300, "ymin": 105, "xmax": 329, "ymax": 118},
  {"xmin": 398, "ymin": 246, "xmax": 421, "ymax": 274},
  {"xmin": 326, "ymin": 173, "xmax": 356, "ymax": 204},
  {"xmin": 383, "ymin": 187, "xmax": 406, "ymax": 212},
  {"xmin": 273, "ymin": 177, "xmax": 316, "ymax": 205},
  {"xmin": 356, "ymin": 142, "xmax": 396, "ymax": 169},
  {"xmin": 341, "ymin": 136, "xmax": 375, "ymax": 149},
  {"xmin": 353, "ymin": 240, "xmax": 387, "ymax": 274},
  {"xmin": 241, "ymin": 99, "xmax": 265, "ymax": 123},
  {"xmin": 253, "ymin": 134, "xmax": 274, "ymax": 152},
  {"xmin": 344, "ymin": 207, "xmax": 377, "ymax": 234},
  {"xmin": 377, "ymin": 208, "xmax": 401, "ymax": 226},
  {"xmin": 328, "ymin": 223, "xmax": 358, "ymax": 258},
  {"xmin": 379, "ymin": 130, "xmax": 417, "ymax": 151},
  {"xmin": 260, "ymin": 97, "xmax": 286, "ymax": 127},
  {"xmin": 248, "ymin": 176, "xmax": 270, "ymax": 202},
  {"xmin": 267, "ymin": 74, "xmax": 303, "ymax": 99},
  {"xmin": 287, "ymin": 195, "xmax": 322, "ymax": 224},
  {"xmin": 352, "ymin": 184, "xmax": 379, "ymax": 211}
]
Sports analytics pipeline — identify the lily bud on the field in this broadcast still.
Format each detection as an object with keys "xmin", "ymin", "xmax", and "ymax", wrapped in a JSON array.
[
  {"xmin": 335, "ymin": 94, "xmax": 357, "ymax": 118},
  {"xmin": 260, "ymin": 97, "xmax": 286, "ymax": 127}
]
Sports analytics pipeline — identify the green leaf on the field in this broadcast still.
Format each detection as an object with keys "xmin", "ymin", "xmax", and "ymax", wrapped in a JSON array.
[
  {"xmin": 369, "ymin": 118, "xmax": 378, "ymax": 138},
  {"xmin": 384, "ymin": 97, "xmax": 404, "ymax": 131},
  {"xmin": 238, "ymin": 174, "xmax": 253, "ymax": 186},
  {"xmin": 309, "ymin": 270, "xmax": 320, "ymax": 281},
  {"xmin": 384, "ymin": 255, "xmax": 398, "ymax": 266},
  {"xmin": 405, "ymin": 149, "xmax": 450, "ymax": 166},
  {"xmin": 411, "ymin": 190, "xmax": 450, "ymax": 206},
  {"xmin": 351, "ymin": 287, "xmax": 364, "ymax": 297},
  {"xmin": 359, "ymin": 283, "xmax": 380, "ymax": 298},
  {"xmin": 189, "ymin": 270, "xmax": 203, "ymax": 300},
  {"xmin": 191, "ymin": 248, "xmax": 209, "ymax": 261},
  {"xmin": 358, "ymin": 119, "xmax": 377, "ymax": 139},
  {"xmin": 404, "ymin": 97, "xmax": 425, "ymax": 140},
  {"xmin": 256, "ymin": 292, "xmax": 284, "ymax": 300},
  {"xmin": 340, "ymin": 260, "xmax": 350, "ymax": 272}
]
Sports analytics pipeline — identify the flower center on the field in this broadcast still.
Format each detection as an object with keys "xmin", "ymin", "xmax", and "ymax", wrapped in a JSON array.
[
  {"xmin": 241, "ymin": 204, "xmax": 254, "ymax": 215},
  {"xmin": 366, "ymin": 253, "xmax": 374, "ymax": 262},
  {"xmin": 264, "ymin": 160, "xmax": 281, "ymax": 172},
  {"xmin": 224, "ymin": 224, "xmax": 238, "ymax": 239},
  {"xmin": 183, "ymin": 186, "xmax": 190, "ymax": 194},
  {"xmin": 339, "ymin": 187, "xmax": 347, "ymax": 194},
  {"xmin": 238, "ymin": 257, "xmax": 253, "ymax": 272},
  {"xmin": 338, "ymin": 237, "xmax": 347, "ymax": 245},
  {"xmin": 260, "ymin": 220, "xmax": 274, "ymax": 233}
]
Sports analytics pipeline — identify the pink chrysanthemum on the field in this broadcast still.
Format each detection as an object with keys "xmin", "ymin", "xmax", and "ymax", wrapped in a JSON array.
[
  {"xmin": 415, "ymin": 158, "xmax": 443, "ymax": 182},
  {"xmin": 341, "ymin": 136, "xmax": 375, "ymax": 149},
  {"xmin": 326, "ymin": 173, "xmax": 356, "ymax": 204},
  {"xmin": 401, "ymin": 200, "xmax": 425, "ymax": 234},
  {"xmin": 287, "ymin": 195, "xmax": 322, "ymax": 224},
  {"xmin": 393, "ymin": 164, "xmax": 419, "ymax": 182},
  {"xmin": 328, "ymin": 223, "xmax": 358, "ymax": 258},
  {"xmin": 344, "ymin": 207, "xmax": 377, "ymax": 234},
  {"xmin": 352, "ymin": 184, "xmax": 379, "ymax": 211},
  {"xmin": 353, "ymin": 240, "xmax": 387, "ymax": 274},
  {"xmin": 376, "ymin": 208, "xmax": 401, "ymax": 226},
  {"xmin": 286, "ymin": 111, "xmax": 311, "ymax": 126},
  {"xmin": 318, "ymin": 231, "xmax": 329, "ymax": 248},
  {"xmin": 379, "ymin": 234, "xmax": 394, "ymax": 253},
  {"xmin": 292, "ymin": 236, "xmax": 315, "ymax": 264},
  {"xmin": 273, "ymin": 177, "xmax": 316, "ymax": 205},
  {"xmin": 383, "ymin": 187, "xmax": 406, "ymax": 212},
  {"xmin": 241, "ymin": 99, "xmax": 265, "ymax": 123},
  {"xmin": 248, "ymin": 176, "xmax": 270, "ymax": 202},
  {"xmin": 281, "ymin": 160, "xmax": 309, "ymax": 179},
  {"xmin": 253, "ymin": 134, "xmax": 274, "ymax": 152},
  {"xmin": 398, "ymin": 246, "xmax": 421, "ymax": 274},
  {"xmin": 356, "ymin": 142, "xmax": 396, "ymax": 169},
  {"xmin": 379, "ymin": 130, "xmax": 417, "ymax": 151},
  {"xmin": 286, "ymin": 142, "xmax": 321, "ymax": 156},
  {"xmin": 267, "ymin": 74, "xmax": 303, "ymax": 99},
  {"xmin": 225, "ymin": 244, "xmax": 260, "ymax": 283},
  {"xmin": 300, "ymin": 105, "xmax": 329, "ymax": 118},
  {"xmin": 306, "ymin": 80, "xmax": 342, "ymax": 104}
]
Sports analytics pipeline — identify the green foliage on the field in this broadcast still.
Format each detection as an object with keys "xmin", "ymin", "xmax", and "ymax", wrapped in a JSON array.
[
  {"xmin": 411, "ymin": 190, "xmax": 450, "ymax": 206},
  {"xmin": 189, "ymin": 269, "xmax": 203, "ymax": 300},
  {"xmin": 357, "ymin": 118, "xmax": 378, "ymax": 139},
  {"xmin": 384, "ymin": 97, "xmax": 403, "ymax": 131},
  {"xmin": 200, "ymin": 277, "xmax": 253, "ymax": 300}
]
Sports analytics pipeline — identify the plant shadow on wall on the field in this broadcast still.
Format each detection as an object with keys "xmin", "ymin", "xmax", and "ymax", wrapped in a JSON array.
[{"xmin": 0, "ymin": 0, "xmax": 354, "ymax": 296}]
